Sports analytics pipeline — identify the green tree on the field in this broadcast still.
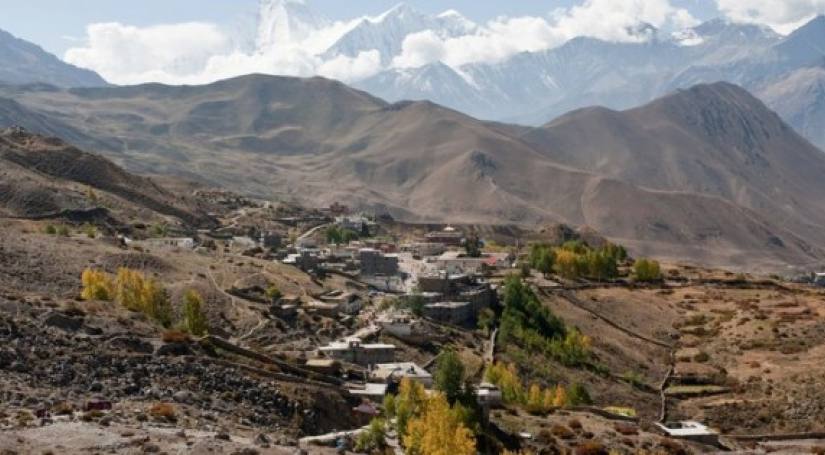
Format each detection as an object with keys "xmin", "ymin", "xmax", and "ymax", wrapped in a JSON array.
[
  {"xmin": 477, "ymin": 307, "xmax": 496, "ymax": 334},
  {"xmin": 567, "ymin": 382, "xmax": 592, "ymax": 405},
  {"xmin": 464, "ymin": 234, "xmax": 482, "ymax": 258},
  {"xmin": 536, "ymin": 248, "xmax": 555, "ymax": 278},
  {"xmin": 355, "ymin": 418, "xmax": 387, "ymax": 453},
  {"xmin": 434, "ymin": 349, "xmax": 465, "ymax": 405},
  {"xmin": 183, "ymin": 289, "xmax": 208, "ymax": 336},
  {"xmin": 149, "ymin": 223, "xmax": 169, "ymax": 238},
  {"xmin": 326, "ymin": 226, "xmax": 342, "ymax": 244},
  {"xmin": 633, "ymin": 258, "xmax": 662, "ymax": 282}
]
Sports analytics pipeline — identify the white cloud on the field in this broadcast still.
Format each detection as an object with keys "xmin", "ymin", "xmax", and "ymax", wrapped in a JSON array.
[
  {"xmin": 392, "ymin": 0, "xmax": 698, "ymax": 69},
  {"xmin": 318, "ymin": 50, "xmax": 383, "ymax": 81},
  {"xmin": 65, "ymin": 22, "xmax": 233, "ymax": 85},
  {"xmin": 392, "ymin": 30, "xmax": 446, "ymax": 68},
  {"xmin": 65, "ymin": 0, "xmax": 702, "ymax": 85},
  {"xmin": 715, "ymin": 0, "xmax": 825, "ymax": 34}
]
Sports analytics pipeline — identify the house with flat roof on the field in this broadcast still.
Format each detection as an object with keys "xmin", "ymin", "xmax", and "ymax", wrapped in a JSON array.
[
  {"xmin": 654, "ymin": 421, "xmax": 718, "ymax": 445},
  {"xmin": 137, "ymin": 237, "xmax": 195, "ymax": 250},
  {"xmin": 318, "ymin": 337, "xmax": 395, "ymax": 366},
  {"xmin": 423, "ymin": 301, "xmax": 474, "ymax": 326},
  {"xmin": 425, "ymin": 226, "xmax": 463, "ymax": 246},
  {"xmin": 359, "ymin": 248, "xmax": 399, "ymax": 276},
  {"xmin": 476, "ymin": 382, "xmax": 503, "ymax": 408},
  {"xmin": 370, "ymin": 362, "xmax": 433, "ymax": 388},
  {"xmin": 347, "ymin": 382, "xmax": 388, "ymax": 402}
]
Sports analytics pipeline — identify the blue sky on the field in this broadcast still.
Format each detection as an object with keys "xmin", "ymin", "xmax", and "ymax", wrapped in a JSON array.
[{"xmin": 0, "ymin": 0, "xmax": 719, "ymax": 56}]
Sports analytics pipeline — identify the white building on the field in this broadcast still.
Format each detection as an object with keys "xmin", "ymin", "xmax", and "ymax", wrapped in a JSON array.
[
  {"xmin": 370, "ymin": 362, "xmax": 433, "ymax": 388},
  {"xmin": 138, "ymin": 237, "xmax": 195, "ymax": 250},
  {"xmin": 654, "ymin": 421, "xmax": 718, "ymax": 445},
  {"xmin": 318, "ymin": 337, "xmax": 395, "ymax": 366},
  {"xmin": 476, "ymin": 382, "xmax": 503, "ymax": 408}
]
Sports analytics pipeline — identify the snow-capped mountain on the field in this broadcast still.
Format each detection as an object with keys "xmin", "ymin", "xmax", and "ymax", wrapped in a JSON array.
[
  {"xmin": 250, "ymin": 1, "xmax": 825, "ymax": 149},
  {"xmin": 322, "ymin": 3, "xmax": 476, "ymax": 65}
]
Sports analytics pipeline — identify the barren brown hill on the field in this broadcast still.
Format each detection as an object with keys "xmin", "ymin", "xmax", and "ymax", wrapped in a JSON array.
[
  {"xmin": 0, "ymin": 127, "xmax": 214, "ymax": 227},
  {"xmin": 1, "ymin": 76, "xmax": 824, "ymax": 270}
]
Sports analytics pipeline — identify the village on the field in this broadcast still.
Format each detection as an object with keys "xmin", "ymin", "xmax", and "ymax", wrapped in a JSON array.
[
  {"xmin": 6, "ymin": 186, "xmax": 825, "ymax": 454},
  {"xmin": 106, "ymin": 193, "xmax": 734, "ymax": 453}
]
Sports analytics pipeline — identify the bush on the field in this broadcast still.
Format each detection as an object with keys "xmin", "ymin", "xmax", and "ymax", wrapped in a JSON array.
[
  {"xmin": 161, "ymin": 329, "xmax": 191, "ymax": 343},
  {"xmin": 56, "ymin": 225, "xmax": 70, "ymax": 237},
  {"xmin": 44, "ymin": 224, "xmax": 57, "ymax": 235},
  {"xmin": 149, "ymin": 223, "xmax": 169, "ymax": 238},
  {"xmin": 550, "ymin": 424, "xmax": 574, "ymax": 439},
  {"xmin": 83, "ymin": 224, "xmax": 97, "ymax": 239},
  {"xmin": 355, "ymin": 418, "xmax": 387, "ymax": 453},
  {"xmin": 148, "ymin": 403, "xmax": 177, "ymax": 422},
  {"xmin": 265, "ymin": 285, "xmax": 282, "ymax": 303},
  {"xmin": 614, "ymin": 423, "xmax": 638, "ymax": 436},
  {"xmin": 575, "ymin": 441, "xmax": 608, "ymax": 455}
]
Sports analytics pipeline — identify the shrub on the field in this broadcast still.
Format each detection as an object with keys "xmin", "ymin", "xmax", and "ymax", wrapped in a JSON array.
[
  {"xmin": 148, "ymin": 403, "xmax": 177, "ymax": 422},
  {"xmin": 614, "ymin": 423, "xmax": 638, "ymax": 436},
  {"xmin": 53, "ymin": 402, "xmax": 75, "ymax": 416},
  {"xmin": 83, "ymin": 224, "xmax": 97, "ymax": 239},
  {"xmin": 161, "ymin": 329, "xmax": 191, "ymax": 343},
  {"xmin": 694, "ymin": 351, "xmax": 710, "ymax": 363},
  {"xmin": 574, "ymin": 441, "xmax": 608, "ymax": 455},
  {"xmin": 550, "ymin": 424, "xmax": 574, "ymax": 439},
  {"xmin": 149, "ymin": 223, "xmax": 169, "ymax": 238},
  {"xmin": 265, "ymin": 285, "xmax": 282, "ymax": 303},
  {"xmin": 568, "ymin": 419, "xmax": 583, "ymax": 430},
  {"xmin": 56, "ymin": 225, "xmax": 70, "ymax": 237},
  {"xmin": 355, "ymin": 418, "xmax": 387, "ymax": 453},
  {"xmin": 44, "ymin": 224, "xmax": 57, "ymax": 235}
]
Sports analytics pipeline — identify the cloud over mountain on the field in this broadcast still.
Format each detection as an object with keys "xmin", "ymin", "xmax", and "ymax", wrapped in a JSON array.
[
  {"xmin": 716, "ymin": 0, "xmax": 825, "ymax": 33},
  {"xmin": 63, "ymin": 0, "xmax": 700, "ymax": 85}
]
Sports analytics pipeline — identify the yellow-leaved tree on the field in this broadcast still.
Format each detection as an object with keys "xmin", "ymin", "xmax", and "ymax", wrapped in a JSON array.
[
  {"xmin": 183, "ymin": 289, "xmax": 208, "ymax": 336},
  {"xmin": 81, "ymin": 268, "xmax": 114, "ymax": 301},
  {"xmin": 114, "ymin": 268, "xmax": 172, "ymax": 327},
  {"xmin": 395, "ymin": 377, "xmax": 427, "ymax": 440},
  {"xmin": 403, "ymin": 392, "xmax": 476, "ymax": 455}
]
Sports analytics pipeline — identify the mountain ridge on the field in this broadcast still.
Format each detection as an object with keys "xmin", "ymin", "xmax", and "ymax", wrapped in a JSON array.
[
  {"xmin": 0, "ymin": 74, "xmax": 823, "ymax": 270},
  {"xmin": 0, "ymin": 28, "xmax": 107, "ymax": 88}
]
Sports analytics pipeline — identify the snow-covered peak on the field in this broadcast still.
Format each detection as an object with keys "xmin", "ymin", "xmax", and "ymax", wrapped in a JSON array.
[
  {"xmin": 256, "ymin": 0, "xmax": 329, "ymax": 51},
  {"xmin": 436, "ymin": 9, "xmax": 478, "ymax": 34},
  {"xmin": 370, "ymin": 3, "xmax": 419, "ymax": 24}
]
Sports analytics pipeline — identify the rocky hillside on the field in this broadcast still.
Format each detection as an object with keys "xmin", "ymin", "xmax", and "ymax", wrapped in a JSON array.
[{"xmin": 0, "ymin": 127, "xmax": 213, "ymax": 227}]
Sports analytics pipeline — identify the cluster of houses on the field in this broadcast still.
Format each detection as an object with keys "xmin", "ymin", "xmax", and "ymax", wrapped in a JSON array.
[{"xmin": 286, "ymin": 224, "xmax": 517, "ymax": 410}]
